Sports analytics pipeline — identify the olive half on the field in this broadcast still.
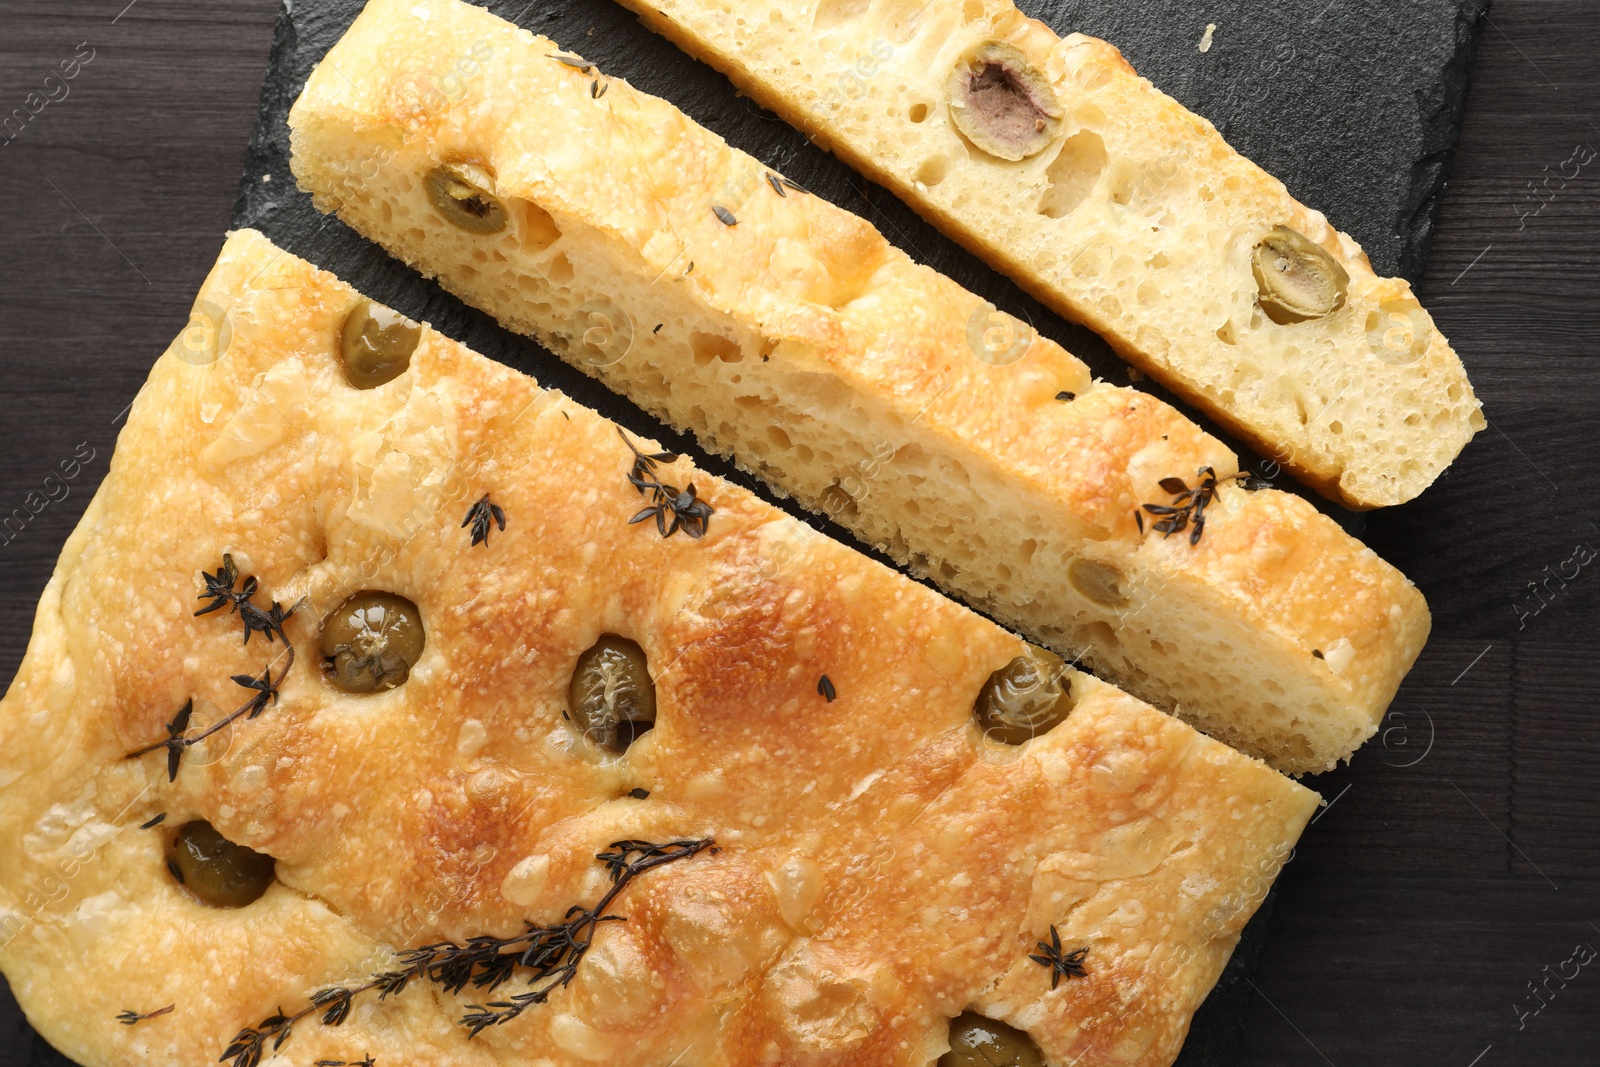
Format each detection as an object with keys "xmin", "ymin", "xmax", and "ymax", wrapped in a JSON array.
[
  {"xmin": 569, "ymin": 634, "xmax": 656, "ymax": 753},
  {"xmin": 339, "ymin": 300, "xmax": 421, "ymax": 389},
  {"xmin": 944, "ymin": 41, "xmax": 1063, "ymax": 161},
  {"xmin": 975, "ymin": 648, "xmax": 1073, "ymax": 745},
  {"xmin": 941, "ymin": 1011, "xmax": 1046, "ymax": 1067},
  {"xmin": 168, "ymin": 820, "xmax": 275, "ymax": 908},
  {"xmin": 424, "ymin": 162, "xmax": 508, "ymax": 234},
  {"xmin": 1252, "ymin": 226, "xmax": 1350, "ymax": 325},
  {"xmin": 320, "ymin": 591, "xmax": 426, "ymax": 693},
  {"xmin": 1067, "ymin": 558, "xmax": 1129, "ymax": 609}
]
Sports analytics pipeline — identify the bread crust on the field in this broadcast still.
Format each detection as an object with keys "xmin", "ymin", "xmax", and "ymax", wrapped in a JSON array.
[
  {"xmin": 615, "ymin": 0, "xmax": 1485, "ymax": 509},
  {"xmin": 0, "ymin": 230, "xmax": 1318, "ymax": 1067},
  {"xmin": 286, "ymin": 0, "xmax": 1431, "ymax": 774}
]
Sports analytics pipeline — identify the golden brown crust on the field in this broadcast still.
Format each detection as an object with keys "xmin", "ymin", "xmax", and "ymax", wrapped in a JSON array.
[
  {"xmin": 285, "ymin": 0, "xmax": 1429, "ymax": 774},
  {"xmin": 0, "ymin": 230, "xmax": 1317, "ymax": 1067}
]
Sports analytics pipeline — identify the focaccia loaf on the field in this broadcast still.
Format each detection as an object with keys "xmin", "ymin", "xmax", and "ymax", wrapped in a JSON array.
[
  {"xmin": 615, "ymin": 0, "xmax": 1484, "ymax": 510},
  {"xmin": 288, "ymin": 0, "xmax": 1431, "ymax": 774},
  {"xmin": 0, "ymin": 230, "xmax": 1319, "ymax": 1067}
]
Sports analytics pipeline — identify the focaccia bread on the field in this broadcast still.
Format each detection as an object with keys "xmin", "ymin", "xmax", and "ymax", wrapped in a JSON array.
[
  {"xmin": 0, "ymin": 230, "xmax": 1319, "ymax": 1067},
  {"xmin": 287, "ymin": 0, "xmax": 1430, "ymax": 774},
  {"xmin": 613, "ymin": 0, "xmax": 1484, "ymax": 510}
]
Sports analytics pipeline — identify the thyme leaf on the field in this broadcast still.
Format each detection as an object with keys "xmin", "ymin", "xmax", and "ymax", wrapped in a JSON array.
[
  {"xmin": 462, "ymin": 494, "xmax": 507, "ymax": 547},
  {"xmin": 547, "ymin": 52, "xmax": 593, "ymax": 73},
  {"xmin": 310, "ymin": 986, "xmax": 357, "ymax": 1027},
  {"xmin": 1234, "ymin": 469, "xmax": 1273, "ymax": 491}
]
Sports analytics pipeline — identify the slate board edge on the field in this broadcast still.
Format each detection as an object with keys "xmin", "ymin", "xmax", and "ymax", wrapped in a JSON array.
[{"xmin": 1397, "ymin": 0, "xmax": 1491, "ymax": 281}]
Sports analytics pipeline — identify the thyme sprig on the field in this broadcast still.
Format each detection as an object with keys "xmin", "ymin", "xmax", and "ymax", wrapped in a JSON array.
[
  {"xmin": 462, "ymin": 494, "xmax": 507, "ymax": 547},
  {"xmin": 315, "ymin": 1059, "xmax": 375, "ymax": 1067},
  {"xmin": 1135, "ymin": 467, "xmax": 1272, "ymax": 545},
  {"xmin": 195, "ymin": 553, "xmax": 293, "ymax": 645},
  {"xmin": 1137, "ymin": 467, "xmax": 1220, "ymax": 545},
  {"xmin": 219, "ymin": 838, "xmax": 715, "ymax": 1066},
  {"xmin": 1029, "ymin": 925, "xmax": 1089, "ymax": 989},
  {"xmin": 116, "ymin": 1004, "xmax": 174, "ymax": 1026},
  {"xmin": 459, "ymin": 838, "xmax": 716, "ymax": 1034},
  {"xmin": 128, "ymin": 556, "xmax": 298, "ymax": 780},
  {"xmin": 618, "ymin": 429, "xmax": 713, "ymax": 539},
  {"xmin": 125, "ymin": 652, "xmax": 293, "ymax": 782},
  {"xmin": 222, "ymin": 1004, "xmax": 313, "ymax": 1067},
  {"xmin": 221, "ymin": 967, "xmax": 419, "ymax": 1067}
]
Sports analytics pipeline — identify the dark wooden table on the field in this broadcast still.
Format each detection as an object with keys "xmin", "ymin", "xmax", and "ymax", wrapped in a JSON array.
[{"xmin": 1, "ymin": 1, "xmax": 1596, "ymax": 1065}]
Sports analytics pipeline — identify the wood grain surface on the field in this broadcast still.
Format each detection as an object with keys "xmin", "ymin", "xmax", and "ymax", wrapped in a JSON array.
[{"xmin": 0, "ymin": 2, "xmax": 1597, "ymax": 1066}]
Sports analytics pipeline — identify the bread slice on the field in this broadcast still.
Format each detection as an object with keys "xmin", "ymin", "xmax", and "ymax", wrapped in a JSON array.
[
  {"xmin": 613, "ymin": 0, "xmax": 1484, "ymax": 510},
  {"xmin": 286, "ymin": 0, "xmax": 1431, "ymax": 774},
  {"xmin": 0, "ymin": 228, "xmax": 1318, "ymax": 1067}
]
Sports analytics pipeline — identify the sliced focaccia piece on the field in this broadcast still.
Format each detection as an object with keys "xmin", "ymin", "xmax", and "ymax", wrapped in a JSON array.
[
  {"xmin": 286, "ymin": 0, "xmax": 1430, "ymax": 774},
  {"xmin": 0, "ymin": 229, "xmax": 1318, "ymax": 1067},
  {"xmin": 612, "ymin": 0, "xmax": 1484, "ymax": 510}
]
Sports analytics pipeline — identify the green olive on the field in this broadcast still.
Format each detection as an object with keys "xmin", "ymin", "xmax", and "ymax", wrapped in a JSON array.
[
  {"xmin": 168, "ymin": 820, "xmax": 275, "ymax": 908},
  {"xmin": 339, "ymin": 300, "xmax": 420, "ymax": 389},
  {"xmin": 975, "ymin": 648, "xmax": 1073, "ymax": 745},
  {"xmin": 1252, "ymin": 226, "xmax": 1350, "ymax": 325},
  {"xmin": 424, "ymin": 162, "xmax": 508, "ymax": 234},
  {"xmin": 569, "ymin": 634, "xmax": 656, "ymax": 753},
  {"xmin": 940, "ymin": 1012, "xmax": 1046, "ymax": 1067},
  {"xmin": 320, "ymin": 591, "xmax": 426, "ymax": 693},
  {"xmin": 944, "ymin": 41, "xmax": 1063, "ymax": 161},
  {"xmin": 1067, "ymin": 558, "xmax": 1129, "ymax": 609}
]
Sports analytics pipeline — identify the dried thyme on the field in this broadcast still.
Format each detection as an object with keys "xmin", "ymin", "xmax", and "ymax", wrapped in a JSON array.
[
  {"xmin": 462, "ymin": 494, "xmax": 507, "ymax": 547},
  {"xmin": 1029, "ymin": 925, "xmax": 1089, "ymax": 989},
  {"xmin": 219, "ymin": 839, "xmax": 714, "ymax": 1066}
]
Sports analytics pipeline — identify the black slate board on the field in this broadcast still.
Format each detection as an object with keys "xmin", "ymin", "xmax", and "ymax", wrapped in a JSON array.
[{"xmin": 8, "ymin": 0, "xmax": 1484, "ymax": 1065}]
